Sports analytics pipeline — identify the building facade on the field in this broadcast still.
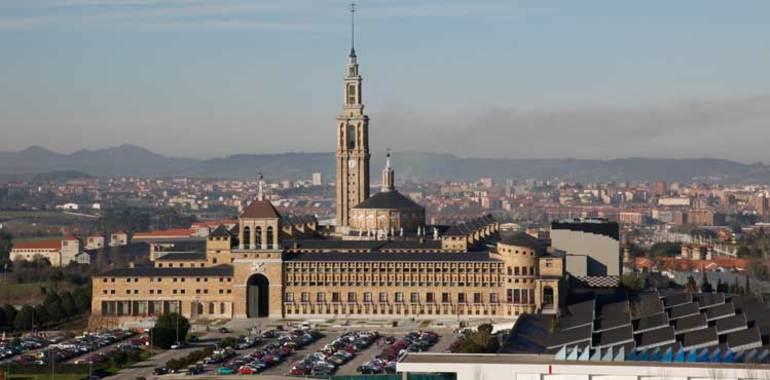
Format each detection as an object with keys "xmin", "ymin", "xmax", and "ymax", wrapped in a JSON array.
[{"xmin": 89, "ymin": 18, "xmax": 566, "ymax": 326}]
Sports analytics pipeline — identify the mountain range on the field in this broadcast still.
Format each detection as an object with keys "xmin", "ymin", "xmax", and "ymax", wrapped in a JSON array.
[{"xmin": 1, "ymin": 145, "xmax": 769, "ymax": 183}]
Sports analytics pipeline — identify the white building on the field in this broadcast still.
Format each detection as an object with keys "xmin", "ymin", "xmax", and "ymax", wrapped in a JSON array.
[{"xmin": 398, "ymin": 353, "xmax": 770, "ymax": 380}]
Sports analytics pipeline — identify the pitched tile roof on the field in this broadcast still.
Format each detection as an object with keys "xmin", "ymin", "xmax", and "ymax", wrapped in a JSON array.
[{"xmin": 241, "ymin": 199, "xmax": 281, "ymax": 219}]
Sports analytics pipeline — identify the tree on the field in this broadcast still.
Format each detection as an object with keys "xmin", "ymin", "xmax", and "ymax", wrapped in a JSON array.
[
  {"xmin": 60, "ymin": 291, "xmax": 78, "ymax": 317},
  {"xmin": 14, "ymin": 305, "xmax": 34, "ymax": 330},
  {"xmin": 151, "ymin": 313, "xmax": 190, "ymax": 349},
  {"xmin": 701, "ymin": 271, "xmax": 713, "ymax": 293},
  {"xmin": 45, "ymin": 300, "xmax": 65, "ymax": 323},
  {"xmin": 622, "ymin": 273, "xmax": 646, "ymax": 292},
  {"xmin": 43, "ymin": 291, "xmax": 61, "ymax": 307},
  {"xmin": 73, "ymin": 287, "xmax": 91, "ymax": 313},
  {"xmin": 3, "ymin": 305, "xmax": 17, "ymax": 329},
  {"xmin": 34, "ymin": 304, "xmax": 49, "ymax": 326}
]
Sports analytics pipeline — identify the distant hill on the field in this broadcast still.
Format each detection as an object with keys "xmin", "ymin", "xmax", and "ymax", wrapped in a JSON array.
[{"xmin": 0, "ymin": 145, "xmax": 767, "ymax": 183}]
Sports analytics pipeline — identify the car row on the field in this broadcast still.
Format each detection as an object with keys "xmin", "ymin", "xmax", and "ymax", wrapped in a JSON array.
[
  {"xmin": 217, "ymin": 328, "xmax": 323, "ymax": 376},
  {"xmin": 357, "ymin": 331, "xmax": 439, "ymax": 374},
  {"xmin": 289, "ymin": 330, "xmax": 379, "ymax": 377}
]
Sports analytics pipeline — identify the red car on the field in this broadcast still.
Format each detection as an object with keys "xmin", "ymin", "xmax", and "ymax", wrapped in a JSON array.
[{"xmin": 239, "ymin": 366, "xmax": 258, "ymax": 375}]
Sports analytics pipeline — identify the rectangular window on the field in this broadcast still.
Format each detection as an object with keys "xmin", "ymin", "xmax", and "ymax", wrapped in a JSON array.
[
  {"xmin": 514, "ymin": 267, "xmax": 520, "ymax": 276},
  {"xmin": 332, "ymin": 292, "xmax": 340, "ymax": 302},
  {"xmin": 348, "ymin": 292, "xmax": 356, "ymax": 302},
  {"xmin": 379, "ymin": 292, "xmax": 388, "ymax": 302},
  {"xmin": 442, "ymin": 292, "xmax": 450, "ymax": 303},
  {"xmin": 490, "ymin": 293, "xmax": 498, "ymax": 303},
  {"xmin": 507, "ymin": 289, "xmax": 513, "ymax": 303},
  {"xmin": 426, "ymin": 292, "xmax": 434, "ymax": 303},
  {"xmin": 410, "ymin": 292, "xmax": 419, "ymax": 303},
  {"xmin": 513, "ymin": 289, "xmax": 521, "ymax": 304},
  {"xmin": 522, "ymin": 289, "xmax": 529, "ymax": 304},
  {"xmin": 317, "ymin": 292, "xmax": 325, "ymax": 302},
  {"xmin": 285, "ymin": 293, "xmax": 294, "ymax": 302},
  {"xmin": 457, "ymin": 293, "xmax": 466, "ymax": 303},
  {"xmin": 301, "ymin": 292, "xmax": 310, "ymax": 302},
  {"xmin": 364, "ymin": 292, "xmax": 371, "ymax": 302},
  {"xmin": 395, "ymin": 292, "xmax": 403, "ymax": 302},
  {"xmin": 473, "ymin": 293, "xmax": 482, "ymax": 304}
]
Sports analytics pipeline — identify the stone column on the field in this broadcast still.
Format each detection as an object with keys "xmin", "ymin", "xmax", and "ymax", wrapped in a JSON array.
[{"xmin": 249, "ymin": 223, "xmax": 256, "ymax": 250}]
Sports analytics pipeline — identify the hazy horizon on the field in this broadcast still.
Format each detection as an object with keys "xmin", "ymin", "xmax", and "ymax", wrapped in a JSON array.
[{"xmin": 2, "ymin": 1, "xmax": 770, "ymax": 162}]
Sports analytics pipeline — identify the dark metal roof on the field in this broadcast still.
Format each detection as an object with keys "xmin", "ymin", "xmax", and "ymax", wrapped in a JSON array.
[
  {"xmin": 668, "ymin": 302, "xmax": 699, "ymax": 320},
  {"xmin": 593, "ymin": 325, "xmax": 634, "ymax": 348},
  {"xmin": 682, "ymin": 327, "xmax": 718, "ymax": 349},
  {"xmin": 354, "ymin": 190, "xmax": 424, "ymax": 210},
  {"xmin": 498, "ymin": 232, "xmax": 546, "ymax": 253},
  {"xmin": 726, "ymin": 326, "xmax": 761, "ymax": 349},
  {"xmin": 636, "ymin": 326, "xmax": 675, "ymax": 349},
  {"xmin": 548, "ymin": 324, "xmax": 593, "ymax": 348},
  {"xmin": 663, "ymin": 293, "xmax": 692, "ymax": 308},
  {"xmin": 695, "ymin": 292, "xmax": 725, "ymax": 309},
  {"xmin": 704, "ymin": 302, "xmax": 735, "ymax": 321},
  {"xmin": 156, "ymin": 252, "xmax": 207, "ymax": 261},
  {"xmin": 100, "ymin": 264, "xmax": 233, "ymax": 277},
  {"xmin": 210, "ymin": 224, "xmax": 231, "ymax": 238},
  {"xmin": 633, "ymin": 312, "xmax": 669, "ymax": 333},
  {"xmin": 283, "ymin": 251, "xmax": 499, "ymax": 262},
  {"xmin": 715, "ymin": 314, "xmax": 747, "ymax": 334},
  {"xmin": 673, "ymin": 313, "xmax": 707, "ymax": 334}
]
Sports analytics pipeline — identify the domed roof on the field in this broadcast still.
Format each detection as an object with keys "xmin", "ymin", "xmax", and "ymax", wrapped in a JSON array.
[{"xmin": 354, "ymin": 190, "xmax": 424, "ymax": 211}]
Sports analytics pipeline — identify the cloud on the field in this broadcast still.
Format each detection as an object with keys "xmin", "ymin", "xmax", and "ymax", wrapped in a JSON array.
[{"xmin": 371, "ymin": 95, "xmax": 770, "ymax": 163}]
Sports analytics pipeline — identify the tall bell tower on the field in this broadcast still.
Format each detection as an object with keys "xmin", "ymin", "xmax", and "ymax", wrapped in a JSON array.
[{"xmin": 336, "ymin": 2, "xmax": 370, "ymax": 227}]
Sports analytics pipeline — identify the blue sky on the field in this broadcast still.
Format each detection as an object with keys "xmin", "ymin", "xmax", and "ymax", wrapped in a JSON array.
[{"xmin": 1, "ymin": 0, "xmax": 769, "ymax": 161}]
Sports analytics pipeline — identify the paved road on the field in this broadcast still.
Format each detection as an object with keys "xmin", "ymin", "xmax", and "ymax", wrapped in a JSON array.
[{"xmin": 107, "ymin": 334, "xmax": 226, "ymax": 380}]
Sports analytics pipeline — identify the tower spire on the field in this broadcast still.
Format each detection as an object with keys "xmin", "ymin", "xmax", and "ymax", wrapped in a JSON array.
[
  {"xmin": 349, "ymin": 2, "xmax": 356, "ymax": 57},
  {"xmin": 382, "ymin": 149, "xmax": 395, "ymax": 192},
  {"xmin": 257, "ymin": 173, "xmax": 264, "ymax": 201}
]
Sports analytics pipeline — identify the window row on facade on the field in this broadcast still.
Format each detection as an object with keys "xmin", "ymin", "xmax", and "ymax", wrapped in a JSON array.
[
  {"xmin": 101, "ymin": 277, "xmax": 233, "ymax": 283},
  {"xmin": 284, "ymin": 290, "xmax": 536, "ymax": 305},
  {"xmin": 101, "ymin": 288, "xmax": 232, "ymax": 295},
  {"xmin": 283, "ymin": 303, "xmax": 536, "ymax": 317}
]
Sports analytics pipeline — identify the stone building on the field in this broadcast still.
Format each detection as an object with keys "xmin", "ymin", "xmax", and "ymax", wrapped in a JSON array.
[{"xmin": 89, "ymin": 13, "xmax": 566, "ymax": 326}]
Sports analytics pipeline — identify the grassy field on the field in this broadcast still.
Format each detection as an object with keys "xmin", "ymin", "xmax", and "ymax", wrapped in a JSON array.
[
  {"xmin": 7, "ymin": 374, "xmax": 86, "ymax": 380},
  {"xmin": 0, "ymin": 281, "xmax": 78, "ymax": 305}
]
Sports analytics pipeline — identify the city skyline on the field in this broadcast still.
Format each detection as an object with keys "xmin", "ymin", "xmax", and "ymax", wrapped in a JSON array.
[{"xmin": 1, "ymin": 0, "xmax": 770, "ymax": 161}]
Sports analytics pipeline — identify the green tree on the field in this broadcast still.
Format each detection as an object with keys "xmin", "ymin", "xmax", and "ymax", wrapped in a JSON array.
[
  {"xmin": 73, "ymin": 287, "xmax": 91, "ymax": 312},
  {"xmin": 745, "ymin": 275, "xmax": 751, "ymax": 294},
  {"xmin": 45, "ymin": 300, "xmax": 65, "ymax": 323},
  {"xmin": 43, "ymin": 291, "xmax": 61, "ymax": 307},
  {"xmin": 3, "ymin": 305, "xmax": 17, "ymax": 327},
  {"xmin": 14, "ymin": 305, "xmax": 34, "ymax": 330},
  {"xmin": 33, "ymin": 304, "xmax": 49, "ymax": 326},
  {"xmin": 151, "ymin": 313, "xmax": 190, "ymax": 349},
  {"xmin": 60, "ymin": 291, "xmax": 78, "ymax": 317},
  {"xmin": 621, "ymin": 273, "xmax": 646, "ymax": 292}
]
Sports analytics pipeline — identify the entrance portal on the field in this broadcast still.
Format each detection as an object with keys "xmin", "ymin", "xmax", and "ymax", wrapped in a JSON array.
[{"xmin": 247, "ymin": 274, "xmax": 269, "ymax": 318}]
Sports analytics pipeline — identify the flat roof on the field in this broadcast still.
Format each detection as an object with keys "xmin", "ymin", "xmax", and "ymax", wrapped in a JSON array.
[{"xmin": 400, "ymin": 353, "xmax": 770, "ymax": 369}]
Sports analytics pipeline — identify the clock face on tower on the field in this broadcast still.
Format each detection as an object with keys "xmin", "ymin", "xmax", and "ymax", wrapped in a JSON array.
[{"xmin": 348, "ymin": 159, "xmax": 357, "ymax": 168}]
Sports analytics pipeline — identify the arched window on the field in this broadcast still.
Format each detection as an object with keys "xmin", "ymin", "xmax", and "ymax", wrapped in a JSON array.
[
  {"xmin": 267, "ymin": 226, "xmax": 274, "ymax": 249},
  {"xmin": 347, "ymin": 84, "xmax": 356, "ymax": 104},
  {"xmin": 209, "ymin": 302, "xmax": 215, "ymax": 314},
  {"xmin": 220, "ymin": 302, "xmax": 225, "ymax": 314},
  {"xmin": 242, "ymin": 226, "xmax": 251, "ymax": 248}
]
